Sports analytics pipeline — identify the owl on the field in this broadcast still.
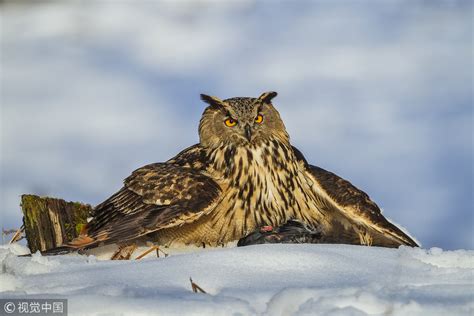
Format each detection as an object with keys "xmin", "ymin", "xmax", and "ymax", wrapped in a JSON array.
[{"xmin": 61, "ymin": 91, "xmax": 418, "ymax": 255}]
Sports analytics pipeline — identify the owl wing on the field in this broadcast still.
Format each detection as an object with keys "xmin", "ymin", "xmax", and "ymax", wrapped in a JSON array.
[
  {"xmin": 68, "ymin": 163, "xmax": 222, "ymax": 248},
  {"xmin": 293, "ymin": 147, "xmax": 418, "ymax": 248}
]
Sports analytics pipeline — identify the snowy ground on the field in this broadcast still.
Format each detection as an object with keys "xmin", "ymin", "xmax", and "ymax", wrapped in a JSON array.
[{"xmin": 1, "ymin": 244, "xmax": 472, "ymax": 316}]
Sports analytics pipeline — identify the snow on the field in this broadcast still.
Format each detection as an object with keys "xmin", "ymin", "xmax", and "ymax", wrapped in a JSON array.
[{"xmin": 1, "ymin": 244, "xmax": 473, "ymax": 315}]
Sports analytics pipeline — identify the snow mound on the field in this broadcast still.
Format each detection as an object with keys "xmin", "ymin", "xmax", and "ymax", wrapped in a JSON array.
[{"xmin": 1, "ymin": 244, "xmax": 473, "ymax": 315}]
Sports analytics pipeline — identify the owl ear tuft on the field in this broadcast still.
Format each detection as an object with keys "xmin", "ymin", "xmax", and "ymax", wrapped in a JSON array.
[
  {"xmin": 200, "ymin": 94, "xmax": 226, "ymax": 107},
  {"xmin": 258, "ymin": 91, "xmax": 278, "ymax": 104}
]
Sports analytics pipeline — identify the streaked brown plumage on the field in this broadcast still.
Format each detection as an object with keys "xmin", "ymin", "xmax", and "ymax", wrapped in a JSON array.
[{"xmin": 66, "ymin": 91, "xmax": 418, "ymax": 251}]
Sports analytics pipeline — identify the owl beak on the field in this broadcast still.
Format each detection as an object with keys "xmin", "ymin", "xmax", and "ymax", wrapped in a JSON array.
[{"xmin": 244, "ymin": 124, "xmax": 252, "ymax": 142}]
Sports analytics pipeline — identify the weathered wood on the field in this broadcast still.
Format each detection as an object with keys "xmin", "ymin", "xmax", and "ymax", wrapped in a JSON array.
[{"xmin": 21, "ymin": 195, "xmax": 92, "ymax": 253}]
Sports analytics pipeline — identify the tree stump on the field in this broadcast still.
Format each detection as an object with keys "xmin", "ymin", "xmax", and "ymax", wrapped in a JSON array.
[{"xmin": 21, "ymin": 195, "xmax": 92, "ymax": 253}]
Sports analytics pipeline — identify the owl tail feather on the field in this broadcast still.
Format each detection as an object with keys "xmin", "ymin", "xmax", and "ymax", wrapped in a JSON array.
[
  {"xmin": 19, "ymin": 234, "xmax": 97, "ymax": 257},
  {"xmin": 16, "ymin": 246, "xmax": 79, "ymax": 257},
  {"xmin": 39, "ymin": 234, "xmax": 97, "ymax": 256},
  {"xmin": 40, "ymin": 246, "xmax": 79, "ymax": 256}
]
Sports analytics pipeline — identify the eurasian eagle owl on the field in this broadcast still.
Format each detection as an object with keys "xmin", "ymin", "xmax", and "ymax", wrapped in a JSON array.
[{"xmin": 63, "ymin": 92, "xmax": 418, "ymax": 252}]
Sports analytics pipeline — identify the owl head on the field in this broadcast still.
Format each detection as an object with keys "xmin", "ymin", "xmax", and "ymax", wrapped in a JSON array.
[{"xmin": 198, "ymin": 92, "xmax": 290, "ymax": 148}]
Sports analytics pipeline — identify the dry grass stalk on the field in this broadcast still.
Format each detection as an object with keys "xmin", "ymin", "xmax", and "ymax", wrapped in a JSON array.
[
  {"xmin": 9, "ymin": 226, "xmax": 25, "ymax": 244},
  {"xmin": 190, "ymin": 278, "xmax": 207, "ymax": 294}
]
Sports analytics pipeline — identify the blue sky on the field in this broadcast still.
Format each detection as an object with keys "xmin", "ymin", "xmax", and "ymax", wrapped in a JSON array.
[{"xmin": 1, "ymin": 0, "xmax": 472, "ymax": 249}]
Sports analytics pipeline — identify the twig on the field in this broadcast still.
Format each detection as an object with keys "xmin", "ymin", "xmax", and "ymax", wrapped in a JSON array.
[
  {"xmin": 136, "ymin": 245, "xmax": 160, "ymax": 260},
  {"xmin": 2, "ymin": 228, "xmax": 18, "ymax": 235},
  {"xmin": 110, "ymin": 244, "xmax": 137, "ymax": 260},
  {"xmin": 9, "ymin": 226, "xmax": 25, "ymax": 244},
  {"xmin": 159, "ymin": 247, "xmax": 169, "ymax": 258},
  {"xmin": 190, "ymin": 278, "xmax": 207, "ymax": 294}
]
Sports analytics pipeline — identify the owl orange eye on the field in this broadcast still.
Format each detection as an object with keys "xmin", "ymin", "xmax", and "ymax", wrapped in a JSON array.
[
  {"xmin": 224, "ymin": 118, "xmax": 237, "ymax": 127},
  {"xmin": 255, "ymin": 114, "xmax": 264, "ymax": 124}
]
